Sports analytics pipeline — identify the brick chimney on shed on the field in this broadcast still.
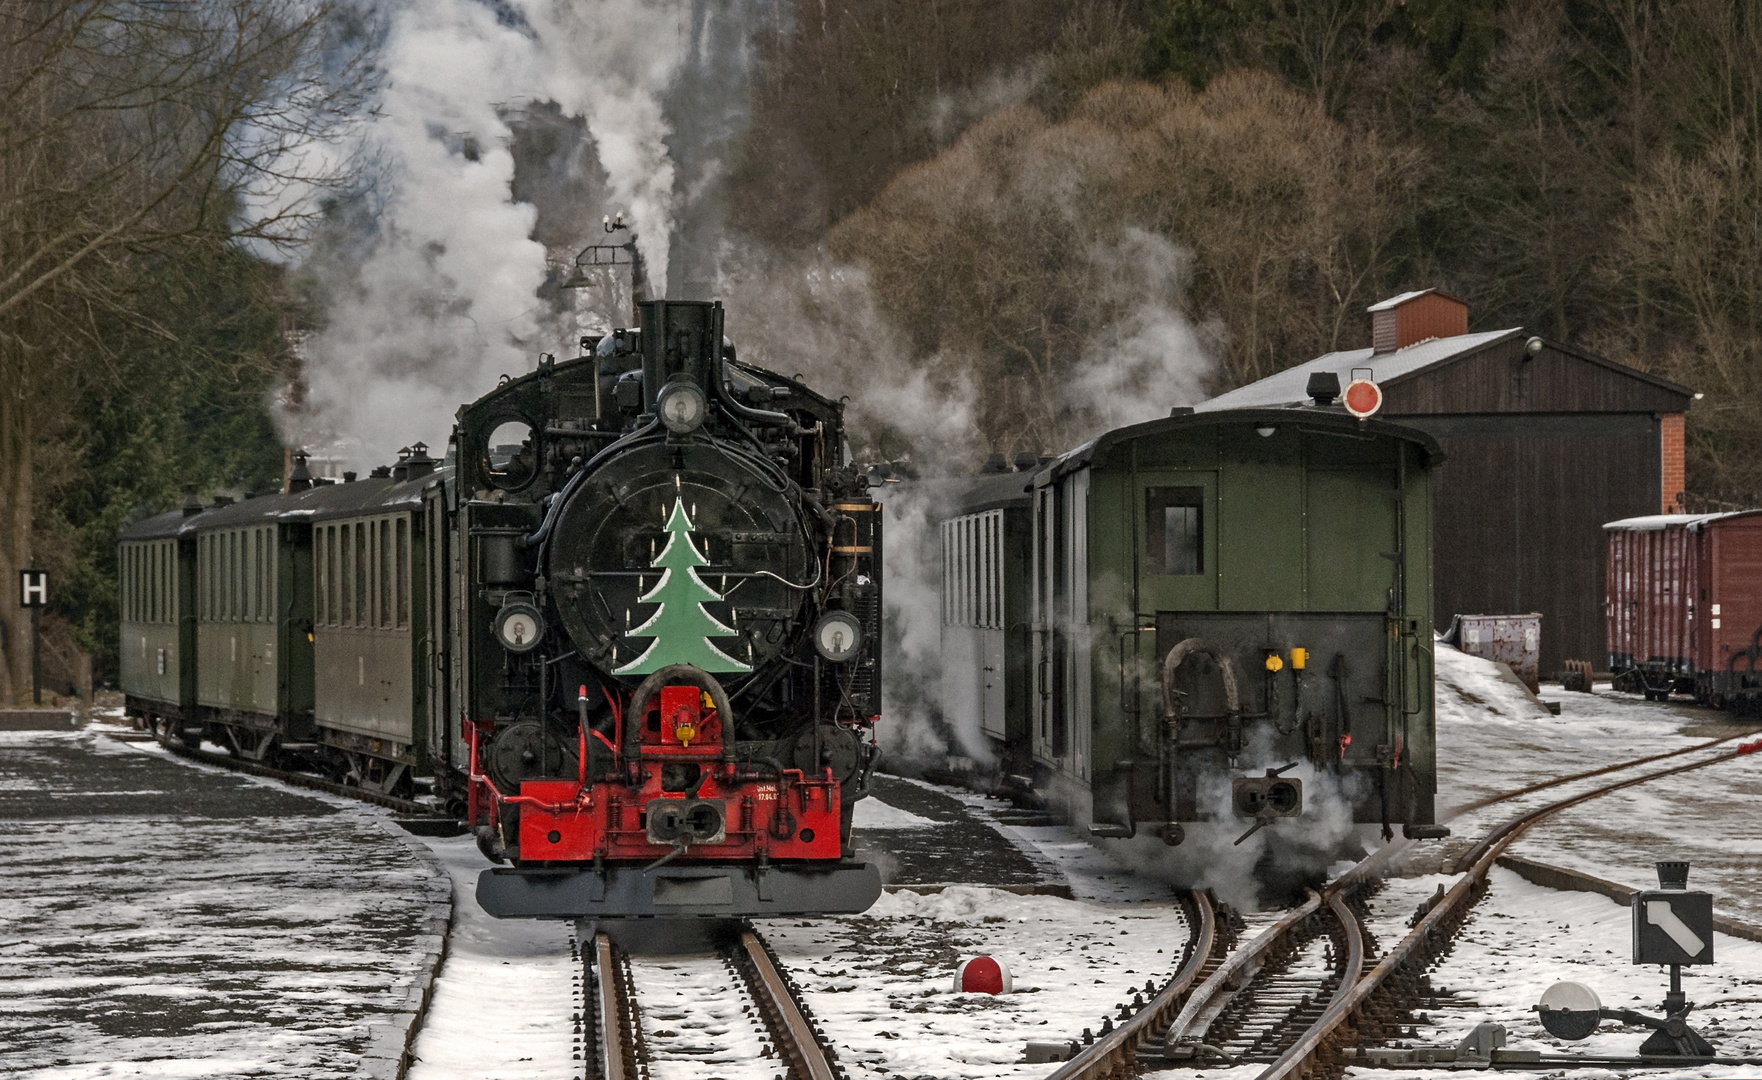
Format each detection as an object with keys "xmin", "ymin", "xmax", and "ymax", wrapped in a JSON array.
[{"xmin": 1369, "ymin": 289, "xmax": 1468, "ymax": 354}]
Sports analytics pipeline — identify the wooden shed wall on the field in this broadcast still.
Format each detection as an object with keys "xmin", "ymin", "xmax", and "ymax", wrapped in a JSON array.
[
  {"xmin": 1382, "ymin": 338, "xmax": 1691, "ymax": 416},
  {"xmin": 1402, "ymin": 413, "xmax": 1661, "ymax": 673}
]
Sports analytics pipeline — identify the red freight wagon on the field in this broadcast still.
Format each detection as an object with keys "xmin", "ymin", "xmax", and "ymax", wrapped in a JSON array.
[{"xmin": 1605, "ymin": 510, "xmax": 1762, "ymax": 711}]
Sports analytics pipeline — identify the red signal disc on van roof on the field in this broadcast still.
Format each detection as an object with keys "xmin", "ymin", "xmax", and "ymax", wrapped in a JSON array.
[{"xmin": 1343, "ymin": 379, "xmax": 1382, "ymax": 418}]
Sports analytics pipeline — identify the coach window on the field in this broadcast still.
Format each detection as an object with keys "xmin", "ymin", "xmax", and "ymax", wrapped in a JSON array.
[
  {"xmin": 1146, "ymin": 487, "xmax": 1204, "ymax": 576},
  {"xmin": 354, "ymin": 522, "xmax": 367, "ymax": 629},
  {"xmin": 231, "ymin": 531, "xmax": 241, "ymax": 622},
  {"xmin": 325, "ymin": 526, "xmax": 338, "ymax": 625},
  {"xmin": 379, "ymin": 519, "xmax": 392, "ymax": 629},
  {"xmin": 395, "ymin": 518, "xmax": 409, "ymax": 629},
  {"xmin": 232, "ymin": 531, "xmax": 242, "ymax": 622},
  {"xmin": 340, "ymin": 524, "xmax": 354, "ymax": 625}
]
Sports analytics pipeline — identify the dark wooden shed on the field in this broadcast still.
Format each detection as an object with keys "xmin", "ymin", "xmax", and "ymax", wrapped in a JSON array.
[{"xmin": 1199, "ymin": 289, "xmax": 1694, "ymax": 675}]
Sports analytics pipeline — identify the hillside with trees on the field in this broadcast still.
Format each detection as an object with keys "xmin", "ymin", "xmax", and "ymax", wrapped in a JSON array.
[
  {"xmin": 731, "ymin": 0, "xmax": 1762, "ymax": 501},
  {"xmin": 10, "ymin": 0, "xmax": 1762, "ymax": 697}
]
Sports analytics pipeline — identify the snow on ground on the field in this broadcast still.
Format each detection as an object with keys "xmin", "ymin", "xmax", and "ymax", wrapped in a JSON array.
[
  {"xmin": 1431, "ymin": 643, "xmax": 1762, "ymax": 924},
  {"xmin": 626, "ymin": 952, "xmax": 772, "ymax": 1079},
  {"xmin": 854, "ymin": 796, "xmax": 938, "ymax": 831},
  {"xmin": 0, "ymin": 721, "xmax": 447, "ymax": 1079},
  {"xmin": 761, "ymin": 884, "xmax": 1200, "ymax": 1078},
  {"xmin": 405, "ymin": 835, "xmax": 576, "ymax": 1080},
  {"xmin": 1347, "ymin": 867, "xmax": 1762, "ymax": 1078}
]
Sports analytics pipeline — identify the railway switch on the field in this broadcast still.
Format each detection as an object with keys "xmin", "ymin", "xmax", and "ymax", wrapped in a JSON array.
[{"xmin": 1535, "ymin": 860, "xmax": 1718, "ymax": 1057}]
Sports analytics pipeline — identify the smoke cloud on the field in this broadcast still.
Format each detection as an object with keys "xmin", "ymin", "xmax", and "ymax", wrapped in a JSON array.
[{"xmin": 291, "ymin": 0, "xmax": 771, "ymax": 470}]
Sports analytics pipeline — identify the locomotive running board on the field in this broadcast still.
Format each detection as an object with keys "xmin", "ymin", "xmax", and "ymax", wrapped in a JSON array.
[{"xmin": 474, "ymin": 861, "xmax": 884, "ymax": 919}]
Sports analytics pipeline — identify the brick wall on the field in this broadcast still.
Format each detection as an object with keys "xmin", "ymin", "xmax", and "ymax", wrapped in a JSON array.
[{"xmin": 1661, "ymin": 412, "xmax": 1685, "ymax": 512}]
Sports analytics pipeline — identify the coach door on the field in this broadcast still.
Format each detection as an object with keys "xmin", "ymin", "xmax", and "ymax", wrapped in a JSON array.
[
  {"xmin": 1032, "ymin": 472, "xmax": 1090, "ymax": 781},
  {"xmin": 1033, "ymin": 484, "xmax": 1065, "ymax": 766}
]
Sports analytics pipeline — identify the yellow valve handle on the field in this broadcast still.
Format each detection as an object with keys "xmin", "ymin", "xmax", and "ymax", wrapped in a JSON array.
[
  {"xmin": 675, "ymin": 720, "xmax": 697, "ymax": 748},
  {"xmin": 1265, "ymin": 654, "xmax": 1284, "ymax": 672}
]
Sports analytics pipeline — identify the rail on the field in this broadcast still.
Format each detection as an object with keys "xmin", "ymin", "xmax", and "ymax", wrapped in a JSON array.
[
  {"xmin": 733, "ymin": 927, "xmax": 844, "ymax": 1080},
  {"xmin": 1046, "ymin": 890, "xmax": 1217, "ymax": 1078},
  {"xmin": 1256, "ymin": 739, "xmax": 1762, "ymax": 1080}
]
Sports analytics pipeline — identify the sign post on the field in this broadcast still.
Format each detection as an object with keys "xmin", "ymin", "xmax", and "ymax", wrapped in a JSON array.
[{"xmin": 19, "ymin": 570, "xmax": 47, "ymax": 705}]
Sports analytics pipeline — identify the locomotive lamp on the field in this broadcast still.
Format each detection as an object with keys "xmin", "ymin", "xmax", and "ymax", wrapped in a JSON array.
[
  {"xmin": 813, "ymin": 611, "xmax": 863, "ymax": 662},
  {"xmin": 657, "ymin": 380, "xmax": 707, "ymax": 434},
  {"xmin": 493, "ymin": 600, "xmax": 545, "ymax": 653}
]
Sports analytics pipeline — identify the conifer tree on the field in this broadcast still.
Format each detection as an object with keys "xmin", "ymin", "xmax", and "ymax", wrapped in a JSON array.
[{"xmin": 615, "ymin": 497, "xmax": 752, "ymax": 675}]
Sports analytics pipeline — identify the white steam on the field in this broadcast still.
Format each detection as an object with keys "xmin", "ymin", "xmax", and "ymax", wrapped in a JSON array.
[
  {"xmin": 1070, "ymin": 228, "xmax": 1216, "ymax": 431},
  {"xmin": 295, "ymin": 0, "xmax": 692, "ymax": 470}
]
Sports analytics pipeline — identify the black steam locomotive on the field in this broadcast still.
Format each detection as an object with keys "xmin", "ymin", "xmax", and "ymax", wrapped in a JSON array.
[{"xmin": 120, "ymin": 299, "xmax": 885, "ymax": 919}]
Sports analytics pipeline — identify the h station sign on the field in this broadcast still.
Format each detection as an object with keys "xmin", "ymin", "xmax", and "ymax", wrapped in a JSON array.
[
  {"xmin": 19, "ymin": 570, "xmax": 47, "ymax": 704},
  {"xmin": 19, "ymin": 569, "xmax": 47, "ymax": 608}
]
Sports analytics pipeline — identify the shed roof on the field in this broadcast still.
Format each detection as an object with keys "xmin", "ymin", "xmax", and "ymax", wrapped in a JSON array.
[
  {"xmin": 1366, "ymin": 287, "xmax": 1464, "ymax": 312},
  {"xmin": 1197, "ymin": 330, "xmax": 1521, "ymax": 411},
  {"xmin": 1605, "ymin": 510, "xmax": 1762, "ymax": 532},
  {"xmin": 1197, "ymin": 328, "xmax": 1693, "ymax": 414}
]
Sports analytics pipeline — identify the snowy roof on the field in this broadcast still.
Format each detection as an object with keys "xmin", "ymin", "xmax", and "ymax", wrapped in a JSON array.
[
  {"xmin": 1366, "ymin": 287, "xmax": 1463, "ymax": 312},
  {"xmin": 1195, "ymin": 328, "xmax": 1524, "ymax": 412},
  {"xmin": 1604, "ymin": 510, "xmax": 1762, "ymax": 531}
]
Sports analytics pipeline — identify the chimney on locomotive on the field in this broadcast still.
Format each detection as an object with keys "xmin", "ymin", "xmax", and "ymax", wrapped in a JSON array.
[{"xmin": 638, "ymin": 299, "xmax": 725, "ymax": 430}]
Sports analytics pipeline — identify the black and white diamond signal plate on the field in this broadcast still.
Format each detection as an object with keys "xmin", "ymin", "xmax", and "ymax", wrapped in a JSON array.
[{"xmin": 1632, "ymin": 889, "xmax": 1715, "ymax": 966}]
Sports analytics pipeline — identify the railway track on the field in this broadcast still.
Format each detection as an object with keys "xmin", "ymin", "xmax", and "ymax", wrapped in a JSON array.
[
  {"xmin": 583, "ymin": 925, "xmax": 843, "ymax": 1080},
  {"xmin": 1046, "ymin": 735, "xmax": 1762, "ymax": 1080}
]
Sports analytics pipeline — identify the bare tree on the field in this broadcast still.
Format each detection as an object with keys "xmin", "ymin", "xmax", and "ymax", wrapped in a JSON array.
[
  {"xmin": 0, "ymin": 1, "xmax": 367, "ymax": 702},
  {"xmin": 824, "ymin": 72, "xmax": 1420, "ymax": 454}
]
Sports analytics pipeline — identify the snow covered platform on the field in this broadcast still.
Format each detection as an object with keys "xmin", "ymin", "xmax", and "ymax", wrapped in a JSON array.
[{"xmin": 0, "ymin": 720, "xmax": 450, "ymax": 1078}]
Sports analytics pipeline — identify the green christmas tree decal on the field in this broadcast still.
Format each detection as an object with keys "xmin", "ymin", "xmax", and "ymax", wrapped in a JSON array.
[{"xmin": 614, "ymin": 496, "xmax": 752, "ymax": 675}]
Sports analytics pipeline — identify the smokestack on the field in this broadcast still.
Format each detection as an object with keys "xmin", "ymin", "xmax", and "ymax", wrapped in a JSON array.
[
  {"xmin": 287, "ymin": 451, "xmax": 313, "ymax": 492},
  {"xmin": 1368, "ymin": 289, "xmax": 1468, "ymax": 355}
]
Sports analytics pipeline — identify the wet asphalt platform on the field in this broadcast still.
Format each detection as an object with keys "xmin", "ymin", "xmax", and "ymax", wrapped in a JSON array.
[
  {"xmin": 0, "ymin": 722, "xmax": 447, "ymax": 1078},
  {"xmin": 856, "ymin": 775, "xmax": 1057, "ymax": 891}
]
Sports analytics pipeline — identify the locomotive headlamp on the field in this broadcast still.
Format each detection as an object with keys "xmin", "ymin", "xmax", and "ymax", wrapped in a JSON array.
[
  {"xmin": 493, "ymin": 601, "xmax": 545, "ymax": 653},
  {"xmin": 657, "ymin": 381, "xmax": 707, "ymax": 434},
  {"xmin": 813, "ymin": 611, "xmax": 863, "ymax": 663}
]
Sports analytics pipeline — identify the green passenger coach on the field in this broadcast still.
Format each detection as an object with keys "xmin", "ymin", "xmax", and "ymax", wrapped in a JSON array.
[{"xmin": 943, "ymin": 407, "xmax": 1445, "ymax": 853}]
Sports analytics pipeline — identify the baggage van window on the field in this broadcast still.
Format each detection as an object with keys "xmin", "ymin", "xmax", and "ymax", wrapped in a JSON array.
[{"xmin": 1147, "ymin": 487, "xmax": 1204, "ymax": 575}]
